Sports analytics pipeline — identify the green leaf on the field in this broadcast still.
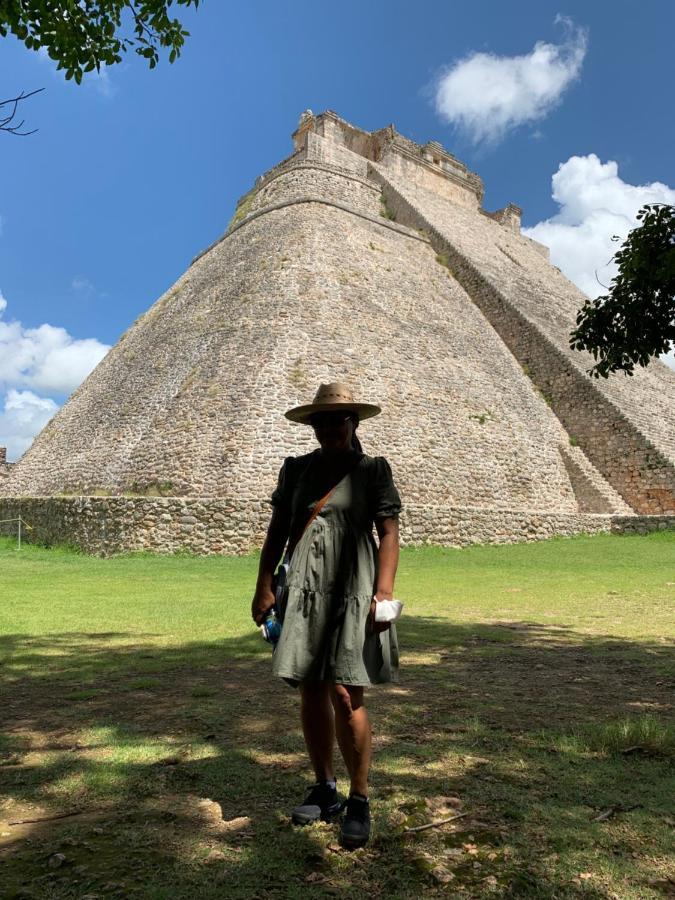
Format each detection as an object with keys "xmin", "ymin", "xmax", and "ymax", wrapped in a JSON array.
[{"xmin": 2, "ymin": 0, "xmax": 199, "ymax": 83}]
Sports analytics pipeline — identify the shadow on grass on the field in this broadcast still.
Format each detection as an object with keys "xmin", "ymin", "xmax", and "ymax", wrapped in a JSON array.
[{"xmin": 1, "ymin": 619, "xmax": 674, "ymax": 899}]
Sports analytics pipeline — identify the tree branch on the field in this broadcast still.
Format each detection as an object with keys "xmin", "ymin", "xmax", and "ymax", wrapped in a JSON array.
[{"xmin": 0, "ymin": 88, "xmax": 44, "ymax": 136}]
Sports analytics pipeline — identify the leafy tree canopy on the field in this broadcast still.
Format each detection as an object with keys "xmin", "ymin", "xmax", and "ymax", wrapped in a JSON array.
[
  {"xmin": 570, "ymin": 203, "xmax": 675, "ymax": 378},
  {"xmin": 0, "ymin": 0, "xmax": 200, "ymax": 83}
]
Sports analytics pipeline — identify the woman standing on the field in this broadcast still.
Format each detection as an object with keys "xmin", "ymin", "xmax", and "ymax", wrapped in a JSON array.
[{"xmin": 251, "ymin": 382, "xmax": 402, "ymax": 848}]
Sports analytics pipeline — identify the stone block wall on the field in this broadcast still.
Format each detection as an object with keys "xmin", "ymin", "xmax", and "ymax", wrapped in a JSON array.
[
  {"xmin": 378, "ymin": 146, "xmax": 480, "ymax": 211},
  {"xmin": 483, "ymin": 204, "xmax": 522, "ymax": 233},
  {"xmin": 302, "ymin": 129, "xmax": 371, "ymax": 175},
  {"xmin": 245, "ymin": 162, "xmax": 381, "ymax": 220},
  {"xmin": 0, "ymin": 495, "xmax": 671, "ymax": 557},
  {"xmin": 0, "ymin": 446, "xmax": 13, "ymax": 480}
]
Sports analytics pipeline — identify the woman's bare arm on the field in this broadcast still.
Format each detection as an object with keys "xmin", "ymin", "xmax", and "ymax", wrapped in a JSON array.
[
  {"xmin": 251, "ymin": 507, "xmax": 290, "ymax": 624},
  {"xmin": 369, "ymin": 516, "xmax": 400, "ymax": 633},
  {"xmin": 374, "ymin": 516, "xmax": 400, "ymax": 598}
]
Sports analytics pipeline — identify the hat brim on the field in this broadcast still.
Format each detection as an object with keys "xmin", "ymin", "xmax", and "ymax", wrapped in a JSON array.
[{"xmin": 285, "ymin": 402, "xmax": 381, "ymax": 425}]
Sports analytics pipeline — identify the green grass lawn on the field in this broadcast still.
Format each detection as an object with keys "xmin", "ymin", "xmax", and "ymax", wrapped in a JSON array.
[{"xmin": 1, "ymin": 532, "xmax": 674, "ymax": 899}]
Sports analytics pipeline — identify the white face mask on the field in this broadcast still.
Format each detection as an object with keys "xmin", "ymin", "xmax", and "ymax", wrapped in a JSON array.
[{"xmin": 373, "ymin": 599, "xmax": 404, "ymax": 623}]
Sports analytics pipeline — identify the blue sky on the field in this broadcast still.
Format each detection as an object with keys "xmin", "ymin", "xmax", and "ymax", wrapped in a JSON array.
[{"xmin": 1, "ymin": 0, "xmax": 674, "ymax": 458}]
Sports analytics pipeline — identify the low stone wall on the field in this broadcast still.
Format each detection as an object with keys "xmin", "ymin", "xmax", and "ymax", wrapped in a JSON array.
[{"xmin": 0, "ymin": 497, "xmax": 671, "ymax": 557}]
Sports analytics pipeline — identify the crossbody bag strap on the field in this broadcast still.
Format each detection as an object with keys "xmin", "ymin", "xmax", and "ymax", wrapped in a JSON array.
[
  {"xmin": 286, "ymin": 484, "xmax": 336, "ymax": 561},
  {"xmin": 286, "ymin": 453, "xmax": 362, "ymax": 561},
  {"xmin": 273, "ymin": 482, "xmax": 336, "ymax": 606}
]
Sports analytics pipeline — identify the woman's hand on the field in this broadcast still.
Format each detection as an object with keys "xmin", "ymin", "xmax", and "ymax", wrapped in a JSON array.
[
  {"xmin": 252, "ymin": 507, "xmax": 289, "ymax": 626},
  {"xmin": 368, "ymin": 591, "xmax": 392, "ymax": 634},
  {"xmin": 251, "ymin": 587, "xmax": 276, "ymax": 626},
  {"xmin": 371, "ymin": 516, "xmax": 399, "ymax": 635}
]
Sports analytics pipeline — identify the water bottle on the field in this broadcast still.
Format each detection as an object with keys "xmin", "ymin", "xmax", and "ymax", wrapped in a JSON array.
[{"xmin": 261, "ymin": 606, "xmax": 282, "ymax": 646}]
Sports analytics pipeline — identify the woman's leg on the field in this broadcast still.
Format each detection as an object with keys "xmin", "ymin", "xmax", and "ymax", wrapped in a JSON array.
[
  {"xmin": 300, "ymin": 680, "xmax": 335, "ymax": 781},
  {"xmin": 331, "ymin": 684, "xmax": 371, "ymax": 796}
]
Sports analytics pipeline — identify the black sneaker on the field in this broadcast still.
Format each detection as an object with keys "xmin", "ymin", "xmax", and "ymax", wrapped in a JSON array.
[
  {"xmin": 291, "ymin": 781, "xmax": 342, "ymax": 826},
  {"xmin": 340, "ymin": 793, "xmax": 371, "ymax": 848}
]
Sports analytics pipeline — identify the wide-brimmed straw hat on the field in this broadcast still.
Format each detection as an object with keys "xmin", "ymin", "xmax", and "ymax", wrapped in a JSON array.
[{"xmin": 284, "ymin": 382, "xmax": 381, "ymax": 425}]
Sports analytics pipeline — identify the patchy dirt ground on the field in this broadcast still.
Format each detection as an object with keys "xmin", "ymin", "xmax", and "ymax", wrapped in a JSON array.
[{"xmin": 1, "ymin": 620, "xmax": 674, "ymax": 899}]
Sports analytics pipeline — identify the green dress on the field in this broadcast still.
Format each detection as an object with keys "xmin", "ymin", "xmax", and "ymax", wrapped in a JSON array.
[{"xmin": 269, "ymin": 450, "xmax": 402, "ymax": 687}]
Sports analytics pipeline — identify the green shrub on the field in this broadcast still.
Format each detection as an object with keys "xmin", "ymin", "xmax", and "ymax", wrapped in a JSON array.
[{"xmin": 379, "ymin": 196, "xmax": 396, "ymax": 221}]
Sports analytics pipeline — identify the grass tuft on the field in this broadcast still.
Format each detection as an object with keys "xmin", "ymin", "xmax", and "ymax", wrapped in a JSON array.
[
  {"xmin": 379, "ymin": 195, "xmax": 396, "ymax": 220},
  {"xmin": 576, "ymin": 714, "xmax": 675, "ymax": 757},
  {"xmin": 227, "ymin": 188, "xmax": 257, "ymax": 229}
]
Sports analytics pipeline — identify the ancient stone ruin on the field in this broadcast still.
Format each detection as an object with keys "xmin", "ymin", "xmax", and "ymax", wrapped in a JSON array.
[
  {"xmin": 1, "ymin": 110, "xmax": 673, "ymax": 554},
  {"xmin": 0, "ymin": 447, "xmax": 13, "ymax": 481}
]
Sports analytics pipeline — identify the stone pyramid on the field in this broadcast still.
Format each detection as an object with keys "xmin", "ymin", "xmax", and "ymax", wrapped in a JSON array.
[{"xmin": 2, "ymin": 111, "xmax": 674, "ymax": 553}]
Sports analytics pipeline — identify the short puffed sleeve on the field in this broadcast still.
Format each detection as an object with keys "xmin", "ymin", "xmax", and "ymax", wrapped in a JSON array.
[
  {"xmin": 269, "ymin": 456, "xmax": 295, "ymax": 515},
  {"xmin": 367, "ymin": 456, "xmax": 402, "ymax": 520}
]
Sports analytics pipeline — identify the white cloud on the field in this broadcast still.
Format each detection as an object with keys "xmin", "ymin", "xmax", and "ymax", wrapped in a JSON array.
[
  {"xmin": 88, "ymin": 65, "xmax": 116, "ymax": 99},
  {"xmin": 435, "ymin": 17, "xmax": 588, "ymax": 145},
  {"xmin": 661, "ymin": 348, "xmax": 675, "ymax": 371},
  {"xmin": 0, "ymin": 295, "xmax": 110, "ymax": 395},
  {"xmin": 524, "ymin": 155, "xmax": 675, "ymax": 370},
  {"xmin": 30, "ymin": 331, "xmax": 111, "ymax": 394},
  {"xmin": 72, "ymin": 275, "xmax": 94, "ymax": 292},
  {"xmin": 0, "ymin": 291, "xmax": 111, "ymax": 459},
  {"xmin": 0, "ymin": 389, "xmax": 58, "ymax": 461}
]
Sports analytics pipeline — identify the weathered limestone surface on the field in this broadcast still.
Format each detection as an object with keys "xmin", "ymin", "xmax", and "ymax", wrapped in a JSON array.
[
  {"xmin": 1, "ymin": 197, "xmax": 629, "ymax": 513},
  {"xmin": 0, "ymin": 496, "xmax": 671, "ymax": 557},
  {"xmin": 1, "ymin": 109, "xmax": 673, "ymax": 554},
  {"xmin": 247, "ymin": 162, "xmax": 381, "ymax": 219},
  {"xmin": 369, "ymin": 164, "xmax": 675, "ymax": 514},
  {"xmin": 0, "ymin": 447, "xmax": 13, "ymax": 482}
]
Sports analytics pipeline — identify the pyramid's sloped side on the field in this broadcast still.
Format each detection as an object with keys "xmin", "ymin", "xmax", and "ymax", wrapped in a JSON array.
[
  {"xmin": 1, "ymin": 236, "xmax": 266, "ymax": 496},
  {"xmin": 145, "ymin": 199, "xmax": 631, "ymax": 511},
  {"xmin": 375, "ymin": 168, "xmax": 675, "ymax": 454},
  {"xmin": 373, "ymin": 165, "xmax": 675, "ymax": 514},
  {"xmin": 1, "ymin": 188, "xmax": 627, "ymax": 511},
  {"xmin": 1, "ymin": 268, "xmax": 208, "ymax": 495}
]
